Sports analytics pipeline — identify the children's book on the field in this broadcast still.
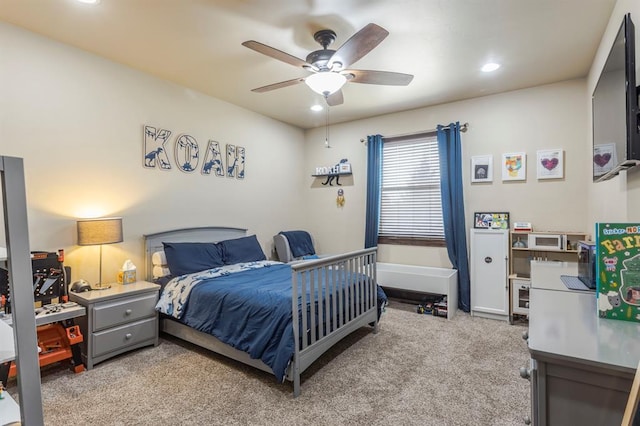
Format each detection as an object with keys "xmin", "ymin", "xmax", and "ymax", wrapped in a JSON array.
[{"xmin": 596, "ymin": 223, "xmax": 640, "ymax": 322}]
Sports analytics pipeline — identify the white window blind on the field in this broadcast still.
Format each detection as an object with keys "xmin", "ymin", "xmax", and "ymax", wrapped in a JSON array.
[{"xmin": 379, "ymin": 134, "xmax": 445, "ymax": 240}]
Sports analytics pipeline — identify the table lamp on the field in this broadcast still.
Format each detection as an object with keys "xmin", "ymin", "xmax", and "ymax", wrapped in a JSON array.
[{"xmin": 77, "ymin": 217, "xmax": 123, "ymax": 290}]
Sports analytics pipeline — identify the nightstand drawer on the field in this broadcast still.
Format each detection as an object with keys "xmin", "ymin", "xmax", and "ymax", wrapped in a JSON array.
[
  {"xmin": 92, "ymin": 317, "xmax": 156, "ymax": 357},
  {"xmin": 93, "ymin": 293, "xmax": 157, "ymax": 331}
]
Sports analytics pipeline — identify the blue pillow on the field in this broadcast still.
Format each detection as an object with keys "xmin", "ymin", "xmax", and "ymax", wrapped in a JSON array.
[
  {"xmin": 220, "ymin": 235, "xmax": 266, "ymax": 264},
  {"xmin": 162, "ymin": 242, "xmax": 224, "ymax": 276}
]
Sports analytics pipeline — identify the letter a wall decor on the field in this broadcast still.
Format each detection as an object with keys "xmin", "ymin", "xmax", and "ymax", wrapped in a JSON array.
[{"xmin": 202, "ymin": 140, "xmax": 225, "ymax": 176}]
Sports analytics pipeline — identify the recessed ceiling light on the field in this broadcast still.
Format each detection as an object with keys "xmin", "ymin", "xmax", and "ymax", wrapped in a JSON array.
[
  {"xmin": 481, "ymin": 63, "xmax": 501, "ymax": 73},
  {"xmin": 310, "ymin": 104, "xmax": 323, "ymax": 112},
  {"xmin": 76, "ymin": 0, "xmax": 100, "ymax": 4}
]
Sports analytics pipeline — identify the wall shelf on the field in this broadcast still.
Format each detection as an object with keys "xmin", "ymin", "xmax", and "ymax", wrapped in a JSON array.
[
  {"xmin": 311, "ymin": 172, "xmax": 352, "ymax": 177},
  {"xmin": 312, "ymin": 172, "xmax": 352, "ymax": 186}
]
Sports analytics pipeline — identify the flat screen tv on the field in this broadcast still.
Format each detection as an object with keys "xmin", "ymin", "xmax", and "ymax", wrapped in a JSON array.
[{"xmin": 592, "ymin": 13, "xmax": 640, "ymax": 182}]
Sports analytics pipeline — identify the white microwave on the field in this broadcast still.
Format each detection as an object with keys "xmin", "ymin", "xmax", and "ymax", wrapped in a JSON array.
[{"xmin": 527, "ymin": 233, "xmax": 563, "ymax": 250}]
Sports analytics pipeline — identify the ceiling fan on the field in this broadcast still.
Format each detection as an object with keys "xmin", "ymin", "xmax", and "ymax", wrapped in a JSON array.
[{"xmin": 242, "ymin": 23, "xmax": 414, "ymax": 106}]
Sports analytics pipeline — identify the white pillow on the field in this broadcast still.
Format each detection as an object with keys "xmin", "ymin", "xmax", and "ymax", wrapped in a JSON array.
[
  {"xmin": 152, "ymin": 250, "xmax": 167, "ymax": 266},
  {"xmin": 152, "ymin": 251, "xmax": 170, "ymax": 278},
  {"xmin": 153, "ymin": 265, "xmax": 171, "ymax": 279}
]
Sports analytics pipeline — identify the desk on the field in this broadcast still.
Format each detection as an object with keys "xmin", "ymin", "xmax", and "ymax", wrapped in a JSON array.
[
  {"xmin": 0, "ymin": 320, "xmax": 21, "ymax": 426},
  {"xmin": 1, "ymin": 304, "xmax": 86, "ymax": 385},
  {"xmin": 0, "ymin": 317, "xmax": 16, "ymax": 362},
  {"xmin": 528, "ymin": 288, "xmax": 640, "ymax": 425},
  {"xmin": 2, "ymin": 305, "xmax": 86, "ymax": 328},
  {"xmin": 530, "ymin": 260, "xmax": 584, "ymax": 292}
]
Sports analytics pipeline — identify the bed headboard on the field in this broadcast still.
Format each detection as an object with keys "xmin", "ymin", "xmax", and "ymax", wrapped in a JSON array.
[{"xmin": 143, "ymin": 226, "xmax": 247, "ymax": 281}]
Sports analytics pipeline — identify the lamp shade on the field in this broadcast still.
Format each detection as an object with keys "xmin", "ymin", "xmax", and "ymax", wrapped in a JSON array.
[
  {"xmin": 305, "ymin": 72, "xmax": 347, "ymax": 95},
  {"xmin": 77, "ymin": 217, "xmax": 123, "ymax": 246}
]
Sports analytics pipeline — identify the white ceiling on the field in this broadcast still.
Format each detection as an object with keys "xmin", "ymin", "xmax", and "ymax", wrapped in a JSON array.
[{"xmin": 0, "ymin": 0, "xmax": 617, "ymax": 130}]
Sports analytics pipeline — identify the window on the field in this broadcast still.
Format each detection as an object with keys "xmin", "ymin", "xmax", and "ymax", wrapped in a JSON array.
[{"xmin": 378, "ymin": 132, "xmax": 445, "ymax": 246}]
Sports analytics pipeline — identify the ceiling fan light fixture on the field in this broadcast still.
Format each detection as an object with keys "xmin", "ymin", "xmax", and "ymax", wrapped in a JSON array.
[{"xmin": 305, "ymin": 72, "xmax": 347, "ymax": 96}]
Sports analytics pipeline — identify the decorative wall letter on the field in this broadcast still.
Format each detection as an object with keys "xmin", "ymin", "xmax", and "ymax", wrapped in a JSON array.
[
  {"xmin": 226, "ymin": 145, "xmax": 237, "ymax": 178},
  {"xmin": 236, "ymin": 146, "xmax": 245, "ymax": 179},
  {"xmin": 142, "ymin": 123, "xmax": 246, "ymax": 180},
  {"xmin": 201, "ymin": 140, "xmax": 225, "ymax": 177},
  {"xmin": 175, "ymin": 134, "xmax": 200, "ymax": 173},
  {"xmin": 143, "ymin": 125, "xmax": 172, "ymax": 170}
]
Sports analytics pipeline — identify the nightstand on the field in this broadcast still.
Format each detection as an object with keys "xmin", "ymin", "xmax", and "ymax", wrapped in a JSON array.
[{"xmin": 69, "ymin": 281, "xmax": 160, "ymax": 369}]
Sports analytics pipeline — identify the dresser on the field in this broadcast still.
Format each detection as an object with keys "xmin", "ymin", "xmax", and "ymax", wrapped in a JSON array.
[
  {"xmin": 69, "ymin": 281, "xmax": 160, "ymax": 369},
  {"xmin": 525, "ymin": 262, "xmax": 640, "ymax": 425}
]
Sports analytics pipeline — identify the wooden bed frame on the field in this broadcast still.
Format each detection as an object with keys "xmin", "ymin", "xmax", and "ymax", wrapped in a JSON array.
[{"xmin": 144, "ymin": 226, "xmax": 379, "ymax": 397}]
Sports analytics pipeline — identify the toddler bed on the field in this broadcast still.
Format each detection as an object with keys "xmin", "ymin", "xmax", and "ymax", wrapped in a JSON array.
[{"xmin": 144, "ymin": 226, "xmax": 382, "ymax": 397}]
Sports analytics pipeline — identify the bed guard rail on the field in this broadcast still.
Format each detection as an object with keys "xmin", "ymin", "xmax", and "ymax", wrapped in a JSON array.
[{"xmin": 290, "ymin": 247, "xmax": 378, "ymax": 351}]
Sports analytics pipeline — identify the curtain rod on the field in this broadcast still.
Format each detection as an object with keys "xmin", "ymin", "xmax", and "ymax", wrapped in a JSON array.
[{"xmin": 360, "ymin": 122, "xmax": 469, "ymax": 143}]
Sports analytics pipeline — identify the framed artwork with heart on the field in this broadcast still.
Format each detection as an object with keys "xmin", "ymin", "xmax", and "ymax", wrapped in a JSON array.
[
  {"xmin": 536, "ymin": 149, "xmax": 564, "ymax": 180},
  {"xmin": 593, "ymin": 143, "xmax": 617, "ymax": 177}
]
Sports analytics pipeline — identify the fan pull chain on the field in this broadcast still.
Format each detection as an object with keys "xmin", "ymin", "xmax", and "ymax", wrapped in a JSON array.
[{"xmin": 325, "ymin": 103, "xmax": 331, "ymax": 148}]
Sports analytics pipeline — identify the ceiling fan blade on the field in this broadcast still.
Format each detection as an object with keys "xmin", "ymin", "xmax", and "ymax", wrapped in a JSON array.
[
  {"xmin": 242, "ymin": 40, "xmax": 310, "ymax": 69},
  {"xmin": 328, "ymin": 23, "xmax": 389, "ymax": 69},
  {"xmin": 347, "ymin": 69, "xmax": 414, "ymax": 86},
  {"xmin": 251, "ymin": 77, "xmax": 306, "ymax": 93},
  {"xmin": 325, "ymin": 90, "xmax": 344, "ymax": 106}
]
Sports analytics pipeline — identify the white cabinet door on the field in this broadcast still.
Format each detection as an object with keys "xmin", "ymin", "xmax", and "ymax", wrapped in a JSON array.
[{"xmin": 470, "ymin": 229, "xmax": 509, "ymax": 320}]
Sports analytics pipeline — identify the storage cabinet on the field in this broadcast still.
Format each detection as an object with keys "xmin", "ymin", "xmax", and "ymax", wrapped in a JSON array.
[
  {"xmin": 508, "ymin": 230, "xmax": 589, "ymax": 322},
  {"xmin": 511, "ymin": 279, "xmax": 530, "ymax": 316},
  {"xmin": 70, "ymin": 281, "xmax": 160, "ymax": 369},
  {"xmin": 470, "ymin": 229, "xmax": 509, "ymax": 321}
]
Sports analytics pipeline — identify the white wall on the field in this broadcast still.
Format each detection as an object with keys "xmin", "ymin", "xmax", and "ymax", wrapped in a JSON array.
[
  {"xmin": 0, "ymin": 22, "xmax": 306, "ymax": 284},
  {"xmin": 304, "ymin": 80, "xmax": 589, "ymax": 267},
  {"xmin": 0, "ymin": 10, "xmax": 615, "ymax": 278},
  {"xmin": 587, "ymin": 0, "xmax": 640, "ymax": 225}
]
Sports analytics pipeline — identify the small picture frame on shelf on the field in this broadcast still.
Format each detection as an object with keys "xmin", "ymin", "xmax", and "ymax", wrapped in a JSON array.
[
  {"xmin": 474, "ymin": 212, "xmax": 510, "ymax": 229},
  {"xmin": 339, "ymin": 162, "xmax": 352, "ymax": 173}
]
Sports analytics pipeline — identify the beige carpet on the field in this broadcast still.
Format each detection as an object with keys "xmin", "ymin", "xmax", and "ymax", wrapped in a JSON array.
[{"xmin": 9, "ymin": 302, "xmax": 530, "ymax": 425}]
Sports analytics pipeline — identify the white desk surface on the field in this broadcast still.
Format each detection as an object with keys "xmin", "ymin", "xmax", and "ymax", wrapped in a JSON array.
[
  {"xmin": 0, "ymin": 319, "xmax": 16, "ymax": 363},
  {"xmin": 530, "ymin": 260, "xmax": 592, "ymax": 293},
  {"xmin": 0, "ymin": 391, "xmax": 21, "ymax": 425},
  {"xmin": 1, "ymin": 305, "xmax": 85, "ymax": 328},
  {"xmin": 0, "ymin": 319, "xmax": 20, "ymax": 426},
  {"xmin": 529, "ymin": 288, "xmax": 640, "ymax": 372}
]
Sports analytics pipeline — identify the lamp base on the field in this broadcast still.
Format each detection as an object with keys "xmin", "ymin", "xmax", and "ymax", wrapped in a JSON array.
[{"xmin": 91, "ymin": 282, "xmax": 112, "ymax": 291}]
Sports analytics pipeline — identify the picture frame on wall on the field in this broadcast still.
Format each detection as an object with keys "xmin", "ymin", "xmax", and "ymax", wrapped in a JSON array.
[
  {"xmin": 593, "ymin": 143, "xmax": 617, "ymax": 177},
  {"xmin": 471, "ymin": 155, "xmax": 493, "ymax": 183},
  {"xmin": 536, "ymin": 149, "xmax": 564, "ymax": 179},
  {"xmin": 474, "ymin": 212, "xmax": 510, "ymax": 229},
  {"xmin": 501, "ymin": 152, "xmax": 527, "ymax": 181}
]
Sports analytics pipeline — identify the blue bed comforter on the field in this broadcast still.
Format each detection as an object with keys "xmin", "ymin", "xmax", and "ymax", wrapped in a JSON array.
[
  {"xmin": 156, "ymin": 262, "xmax": 386, "ymax": 382},
  {"xmin": 181, "ymin": 263, "xmax": 295, "ymax": 381}
]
